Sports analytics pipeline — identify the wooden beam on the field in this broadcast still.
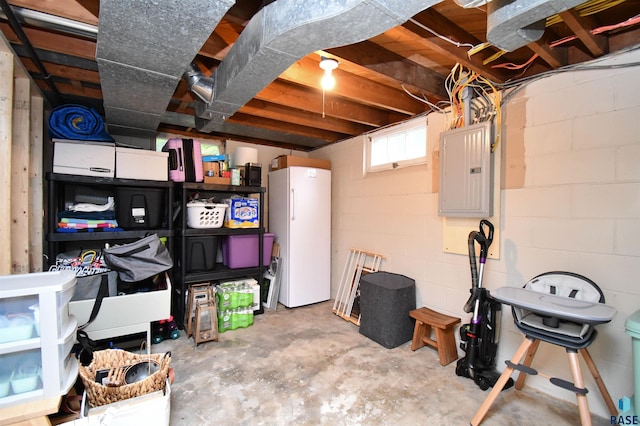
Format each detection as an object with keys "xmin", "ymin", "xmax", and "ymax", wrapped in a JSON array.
[
  {"xmin": 199, "ymin": 32, "xmax": 232, "ymax": 61},
  {"xmin": 35, "ymin": 79, "xmax": 102, "ymax": 99},
  {"xmin": 0, "ymin": 23, "xmax": 96, "ymax": 60},
  {"xmin": 29, "ymin": 93, "xmax": 43, "ymax": 272},
  {"xmin": 256, "ymin": 80, "xmax": 409, "ymax": 127},
  {"xmin": 280, "ymin": 56, "xmax": 426, "ymax": 115},
  {"xmin": 403, "ymin": 8, "xmax": 510, "ymax": 83},
  {"xmin": 239, "ymin": 99, "xmax": 372, "ymax": 136},
  {"xmin": 22, "ymin": 58, "xmax": 100, "ymax": 84},
  {"xmin": 9, "ymin": 0, "xmax": 99, "ymax": 24},
  {"xmin": 75, "ymin": 0, "xmax": 100, "ymax": 20},
  {"xmin": 327, "ymin": 41, "xmax": 447, "ymax": 100},
  {"xmin": 0, "ymin": 50, "xmax": 13, "ymax": 275},
  {"xmin": 11, "ymin": 77, "xmax": 30, "ymax": 274},
  {"xmin": 228, "ymin": 112, "xmax": 348, "ymax": 143},
  {"xmin": 529, "ymin": 33, "xmax": 567, "ymax": 69},
  {"xmin": 558, "ymin": 9, "xmax": 607, "ymax": 57}
]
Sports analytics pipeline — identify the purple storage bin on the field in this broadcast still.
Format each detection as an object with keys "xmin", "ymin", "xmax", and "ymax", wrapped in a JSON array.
[{"xmin": 222, "ymin": 233, "xmax": 275, "ymax": 269}]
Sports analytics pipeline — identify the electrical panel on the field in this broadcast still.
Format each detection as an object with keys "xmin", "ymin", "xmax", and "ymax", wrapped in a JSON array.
[{"xmin": 438, "ymin": 122, "xmax": 493, "ymax": 217}]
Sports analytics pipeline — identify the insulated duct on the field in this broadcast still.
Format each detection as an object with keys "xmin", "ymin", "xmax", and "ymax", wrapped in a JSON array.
[
  {"xmin": 194, "ymin": 0, "xmax": 443, "ymax": 133},
  {"xmin": 487, "ymin": 0, "xmax": 585, "ymax": 52},
  {"xmin": 95, "ymin": 0, "xmax": 235, "ymax": 137}
]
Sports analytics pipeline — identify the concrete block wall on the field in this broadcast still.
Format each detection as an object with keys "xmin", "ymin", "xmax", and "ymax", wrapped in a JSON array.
[{"xmin": 315, "ymin": 48, "xmax": 640, "ymax": 418}]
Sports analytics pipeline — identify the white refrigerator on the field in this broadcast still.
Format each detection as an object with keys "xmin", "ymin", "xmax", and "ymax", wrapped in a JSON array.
[{"xmin": 269, "ymin": 166, "xmax": 331, "ymax": 307}]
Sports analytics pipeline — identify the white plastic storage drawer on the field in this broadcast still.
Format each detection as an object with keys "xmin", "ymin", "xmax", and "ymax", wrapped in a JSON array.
[
  {"xmin": 0, "ymin": 271, "xmax": 77, "ymax": 407},
  {"xmin": 0, "ymin": 294, "xmax": 39, "ymax": 344},
  {"xmin": 0, "ymin": 349, "xmax": 42, "ymax": 400},
  {"xmin": 0, "ymin": 271, "xmax": 75, "ymax": 342}
]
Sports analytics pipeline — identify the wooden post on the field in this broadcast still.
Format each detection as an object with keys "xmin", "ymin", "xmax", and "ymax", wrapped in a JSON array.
[
  {"xmin": 11, "ymin": 77, "xmax": 30, "ymax": 274},
  {"xmin": 29, "ymin": 95, "xmax": 44, "ymax": 272},
  {"xmin": 0, "ymin": 50, "xmax": 14, "ymax": 275}
]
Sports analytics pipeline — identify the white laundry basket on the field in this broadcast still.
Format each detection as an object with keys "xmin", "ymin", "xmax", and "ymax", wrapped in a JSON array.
[{"xmin": 186, "ymin": 201, "xmax": 227, "ymax": 228}]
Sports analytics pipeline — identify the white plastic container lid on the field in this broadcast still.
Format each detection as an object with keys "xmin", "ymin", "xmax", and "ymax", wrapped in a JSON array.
[{"xmin": 0, "ymin": 270, "xmax": 76, "ymax": 297}]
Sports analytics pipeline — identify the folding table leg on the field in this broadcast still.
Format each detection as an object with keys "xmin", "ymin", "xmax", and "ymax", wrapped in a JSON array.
[{"xmin": 471, "ymin": 337, "xmax": 535, "ymax": 426}]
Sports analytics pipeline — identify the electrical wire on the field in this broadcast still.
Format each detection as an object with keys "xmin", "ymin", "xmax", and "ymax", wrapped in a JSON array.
[
  {"xmin": 401, "ymin": 84, "xmax": 451, "ymax": 119},
  {"xmin": 496, "ymin": 45, "xmax": 640, "ymax": 105},
  {"xmin": 490, "ymin": 12, "xmax": 640, "ymax": 71},
  {"xmin": 546, "ymin": 0, "xmax": 627, "ymax": 26},
  {"xmin": 407, "ymin": 18, "xmax": 476, "ymax": 50}
]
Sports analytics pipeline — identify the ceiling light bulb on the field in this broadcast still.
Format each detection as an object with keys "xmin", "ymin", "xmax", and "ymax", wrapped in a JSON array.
[
  {"xmin": 319, "ymin": 57, "xmax": 338, "ymax": 91},
  {"xmin": 319, "ymin": 57, "xmax": 338, "ymax": 72},
  {"xmin": 321, "ymin": 73, "xmax": 335, "ymax": 90}
]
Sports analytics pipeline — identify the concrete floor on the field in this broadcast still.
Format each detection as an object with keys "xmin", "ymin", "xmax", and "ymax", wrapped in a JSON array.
[{"xmin": 154, "ymin": 300, "xmax": 607, "ymax": 426}]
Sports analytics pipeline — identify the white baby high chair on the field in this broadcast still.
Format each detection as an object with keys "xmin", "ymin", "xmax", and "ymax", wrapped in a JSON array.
[{"xmin": 470, "ymin": 271, "xmax": 618, "ymax": 426}]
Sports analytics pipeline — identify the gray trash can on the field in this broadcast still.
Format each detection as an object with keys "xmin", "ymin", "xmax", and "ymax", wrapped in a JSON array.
[{"xmin": 359, "ymin": 272, "xmax": 416, "ymax": 349}]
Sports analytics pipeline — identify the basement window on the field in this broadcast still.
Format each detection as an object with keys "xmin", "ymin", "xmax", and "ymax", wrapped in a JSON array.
[{"xmin": 364, "ymin": 116, "xmax": 427, "ymax": 174}]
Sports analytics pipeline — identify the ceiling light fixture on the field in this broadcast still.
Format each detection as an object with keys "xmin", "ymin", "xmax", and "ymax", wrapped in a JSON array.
[
  {"xmin": 319, "ymin": 56, "xmax": 338, "ymax": 118},
  {"xmin": 319, "ymin": 56, "xmax": 338, "ymax": 91}
]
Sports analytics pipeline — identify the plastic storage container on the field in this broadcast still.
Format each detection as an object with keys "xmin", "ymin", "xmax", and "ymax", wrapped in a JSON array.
[
  {"xmin": 626, "ymin": 309, "xmax": 640, "ymax": 414},
  {"xmin": 184, "ymin": 236, "xmax": 219, "ymax": 272},
  {"xmin": 221, "ymin": 233, "xmax": 274, "ymax": 269},
  {"xmin": 0, "ymin": 270, "xmax": 77, "ymax": 407},
  {"xmin": 186, "ymin": 201, "xmax": 226, "ymax": 228},
  {"xmin": 115, "ymin": 186, "xmax": 165, "ymax": 229}
]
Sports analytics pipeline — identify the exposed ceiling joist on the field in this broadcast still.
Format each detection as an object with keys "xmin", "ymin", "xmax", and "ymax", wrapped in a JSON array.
[{"xmin": 1, "ymin": 0, "xmax": 638, "ymax": 151}]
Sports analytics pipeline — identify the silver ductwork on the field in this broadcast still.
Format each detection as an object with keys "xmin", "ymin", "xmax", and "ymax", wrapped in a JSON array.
[
  {"xmin": 95, "ymin": 0, "xmax": 445, "ymax": 143},
  {"xmin": 487, "ymin": 0, "xmax": 585, "ymax": 52},
  {"xmin": 194, "ymin": 0, "xmax": 443, "ymax": 133},
  {"xmin": 95, "ymin": 0, "xmax": 235, "ymax": 137},
  {"xmin": 184, "ymin": 63, "xmax": 215, "ymax": 104}
]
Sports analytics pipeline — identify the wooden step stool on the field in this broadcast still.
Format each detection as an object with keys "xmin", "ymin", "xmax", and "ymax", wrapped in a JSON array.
[
  {"xmin": 409, "ymin": 307, "xmax": 461, "ymax": 366},
  {"xmin": 186, "ymin": 283, "xmax": 215, "ymax": 338}
]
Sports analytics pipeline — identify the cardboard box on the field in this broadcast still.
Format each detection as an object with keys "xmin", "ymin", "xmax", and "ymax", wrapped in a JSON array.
[
  {"xmin": 53, "ymin": 139, "xmax": 115, "ymax": 178},
  {"xmin": 270, "ymin": 155, "xmax": 330, "ymax": 171},
  {"xmin": 204, "ymin": 176, "xmax": 231, "ymax": 185},
  {"xmin": 116, "ymin": 147, "xmax": 168, "ymax": 181}
]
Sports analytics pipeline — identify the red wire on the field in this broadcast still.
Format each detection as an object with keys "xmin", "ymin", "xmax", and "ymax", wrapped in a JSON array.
[{"xmin": 491, "ymin": 13, "xmax": 640, "ymax": 69}]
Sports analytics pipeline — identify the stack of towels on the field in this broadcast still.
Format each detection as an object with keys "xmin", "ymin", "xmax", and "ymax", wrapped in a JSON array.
[{"xmin": 57, "ymin": 197, "xmax": 122, "ymax": 232}]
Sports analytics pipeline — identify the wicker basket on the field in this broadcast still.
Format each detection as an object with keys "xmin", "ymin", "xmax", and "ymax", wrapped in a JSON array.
[{"xmin": 78, "ymin": 349, "xmax": 171, "ymax": 407}]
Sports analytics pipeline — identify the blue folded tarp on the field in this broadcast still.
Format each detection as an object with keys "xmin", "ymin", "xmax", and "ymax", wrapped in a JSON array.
[{"xmin": 48, "ymin": 104, "xmax": 114, "ymax": 141}]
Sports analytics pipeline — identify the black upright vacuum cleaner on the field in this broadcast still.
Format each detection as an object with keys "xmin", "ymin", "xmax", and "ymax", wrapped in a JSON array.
[{"xmin": 455, "ymin": 219, "xmax": 513, "ymax": 391}]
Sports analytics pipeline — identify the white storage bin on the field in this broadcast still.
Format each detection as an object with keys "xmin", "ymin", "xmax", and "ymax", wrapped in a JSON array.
[
  {"xmin": 0, "ymin": 271, "xmax": 77, "ymax": 407},
  {"xmin": 116, "ymin": 147, "xmax": 169, "ymax": 181},
  {"xmin": 53, "ymin": 139, "xmax": 115, "ymax": 178},
  {"xmin": 186, "ymin": 201, "xmax": 227, "ymax": 228}
]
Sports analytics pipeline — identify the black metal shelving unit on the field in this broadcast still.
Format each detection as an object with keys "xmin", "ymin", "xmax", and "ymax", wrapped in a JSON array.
[
  {"xmin": 173, "ymin": 182, "xmax": 266, "ymax": 329},
  {"xmin": 45, "ymin": 172, "xmax": 175, "ymax": 265}
]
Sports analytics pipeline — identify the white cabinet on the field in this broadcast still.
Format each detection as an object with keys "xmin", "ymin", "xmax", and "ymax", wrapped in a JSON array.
[{"xmin": 0, "ymin": 270, "xmax": 78, "ymax": 408}]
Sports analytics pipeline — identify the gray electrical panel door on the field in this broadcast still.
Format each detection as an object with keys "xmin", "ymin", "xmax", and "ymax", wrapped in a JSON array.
[{"xmin": 438, "ymin": 122, "xmax": 493, "ymax": 217}]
